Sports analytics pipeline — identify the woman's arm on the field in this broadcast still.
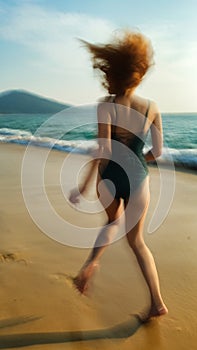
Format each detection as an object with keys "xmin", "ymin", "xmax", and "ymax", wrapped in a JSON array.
[
  {"xmin": 144, "ymin": 103, "xmax": 163, "ymax": 163},
  {"xmin": 69, "ymin": 103, "xmax": 112, "ymax": 204}
]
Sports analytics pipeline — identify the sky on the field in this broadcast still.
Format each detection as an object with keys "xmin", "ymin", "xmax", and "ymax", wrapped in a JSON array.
[{"xmin": 0, "ymin": 0, "xmax": 197, "ymax": 112}]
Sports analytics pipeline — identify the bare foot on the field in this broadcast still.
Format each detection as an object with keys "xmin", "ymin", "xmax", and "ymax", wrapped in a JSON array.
[
  {"xmin": 137, "ymin": 303, "xmax": 168, "ymax": 323},
  {"xmin": 72, "ymin": 263, "xmax": 99, "ymax": 295}
]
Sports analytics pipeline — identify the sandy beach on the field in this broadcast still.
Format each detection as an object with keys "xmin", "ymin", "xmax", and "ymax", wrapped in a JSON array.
[{"xmin": 0, "ymin": 143, "xmax": 196, "ymax": 350}]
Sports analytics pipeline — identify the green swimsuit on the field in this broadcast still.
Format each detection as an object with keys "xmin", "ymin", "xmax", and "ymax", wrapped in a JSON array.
[{"xmin": 99, "ymin": 100, "xmax": 150, "ymax": 199}]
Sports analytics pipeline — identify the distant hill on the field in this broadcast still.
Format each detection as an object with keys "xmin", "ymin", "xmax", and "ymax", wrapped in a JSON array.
[{"xmin": 0, "ymin": 90, "xmax": 71, "ymax": 114}]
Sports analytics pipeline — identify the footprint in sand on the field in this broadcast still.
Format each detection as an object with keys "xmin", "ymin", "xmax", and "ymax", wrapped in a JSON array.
[
  {"xmin": 50, "ymin": 272, "xmax": 94, "ymax": 297},
  {"xmin": 0, "ymin": 251, "xmax": 27, "ymax": 265},
  {"xmin": 50, "ymin": 272, "xmax": 74, "ymax": 288}
]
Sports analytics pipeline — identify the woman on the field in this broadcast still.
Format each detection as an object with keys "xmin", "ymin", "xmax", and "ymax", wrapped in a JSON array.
[{"xmin": 69, "ymin": 30, "xmax": 168, "ymax": 322}]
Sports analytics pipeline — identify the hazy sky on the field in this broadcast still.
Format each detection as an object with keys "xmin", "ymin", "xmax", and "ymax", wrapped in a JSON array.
[{"xmin": 0, "ymin": 0, "xmax": 197, "ymax": 112}]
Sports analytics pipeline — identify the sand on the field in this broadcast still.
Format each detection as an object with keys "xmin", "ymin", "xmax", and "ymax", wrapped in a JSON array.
[{"xmin": 0, "ymin": 143, "xmax": 196, "ymax": 350}]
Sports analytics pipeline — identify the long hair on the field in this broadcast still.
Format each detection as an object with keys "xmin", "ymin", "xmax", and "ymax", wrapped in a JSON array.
[{"xmin": 80, "ymin": 30, "xmax": 154, "ymax": 95}]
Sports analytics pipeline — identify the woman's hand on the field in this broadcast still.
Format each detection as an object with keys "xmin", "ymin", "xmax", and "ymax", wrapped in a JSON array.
[
  {"xmin": 69, "ymin": 188, "xmax": 81, "ymax": 205},
  {"xmin": 69, "ymin": 158, "xmax": 99, "ymax": 205}
]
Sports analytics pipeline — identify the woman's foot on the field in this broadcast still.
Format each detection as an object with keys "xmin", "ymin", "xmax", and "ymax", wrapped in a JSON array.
[
  {"xmin": 73, "ymin": 262, "xmax": 99, "ymax": 295},
  {"xmin": 137, "ymin": 303, "xmax": 168, "ymax": 323}
]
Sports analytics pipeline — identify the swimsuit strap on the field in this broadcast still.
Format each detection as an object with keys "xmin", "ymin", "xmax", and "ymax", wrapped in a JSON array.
[
  {"xmin": 145, "ymin": 99, "xmax": 150, "ymax": 118},
  {"xmin": 143, "ymin": 99, "xmax": 150, "ymax": 130},
  {"xmin": 111, "ymin": 96, "xmax": 117, "ymax": 134}
]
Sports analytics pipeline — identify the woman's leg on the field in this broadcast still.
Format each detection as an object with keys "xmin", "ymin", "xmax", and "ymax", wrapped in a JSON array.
[
  {"xmin": 124, "ymin": 180, "xmax": 168, "ymax": 321},
  {"xmin": 73, "ymin": 175, "xmax": 122, "ymax": 294}
]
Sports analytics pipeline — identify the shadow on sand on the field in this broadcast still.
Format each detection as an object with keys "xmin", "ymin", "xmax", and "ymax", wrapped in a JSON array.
[{"xmin": 0, "ymin": 314, "xmax": 142, "ymax": 348}]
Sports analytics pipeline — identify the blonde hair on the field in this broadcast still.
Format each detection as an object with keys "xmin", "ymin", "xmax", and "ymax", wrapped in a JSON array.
[{"xmin": 80, "ymin": 30, "xmax": 154, "ymax": 95}]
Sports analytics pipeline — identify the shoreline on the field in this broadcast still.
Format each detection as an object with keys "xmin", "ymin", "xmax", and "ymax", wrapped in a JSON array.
[
  {"xmin": 1, "ymin": 142, "xmax": 197, "ymax": 175},
  {"xmin": 0, "ymin": 142, "xmax": 197, "ymax": 349}
]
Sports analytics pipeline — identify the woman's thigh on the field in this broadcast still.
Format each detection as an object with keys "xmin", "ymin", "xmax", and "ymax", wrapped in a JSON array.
[
  {"xmin": 96, "ymin": 173, "xmax": 122, "ymax": 222},
  {"xmin": 124, "ymin": 176, "xmax": 150, "ymax": 234}
]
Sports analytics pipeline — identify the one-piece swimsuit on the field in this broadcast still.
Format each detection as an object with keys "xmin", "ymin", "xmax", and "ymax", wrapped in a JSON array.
[{"xmin": 99, "ymin": 98, "xmax": 150, "ymax": 199}]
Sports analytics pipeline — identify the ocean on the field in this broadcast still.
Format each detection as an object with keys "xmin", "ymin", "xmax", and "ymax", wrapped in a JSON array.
[{"xmin": 0, "ymin": 104, "xmax": 197, "ymax": 170}]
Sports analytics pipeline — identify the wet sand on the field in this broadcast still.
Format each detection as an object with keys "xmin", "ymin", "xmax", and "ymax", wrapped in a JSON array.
[{"xmin": 0, "ymin": 143, "xmax": 196, "ymax": 350}]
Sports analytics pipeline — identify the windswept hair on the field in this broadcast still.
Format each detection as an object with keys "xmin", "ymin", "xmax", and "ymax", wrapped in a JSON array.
[{"xmin": 80, "ymin": 30, "xmax": 154, "ymax": 95}]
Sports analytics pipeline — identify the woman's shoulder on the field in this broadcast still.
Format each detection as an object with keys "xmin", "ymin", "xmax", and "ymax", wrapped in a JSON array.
[
  {"xmin": 133, "ymin": 94, "xmax": 151, "ymax": 105},
  {"xmin": 97, "ymin": 95, "xmax": 114, "ymax": 103},
  {"xmin": 133, "ymin": 94, "xmax": 159, "ymax": 112},
  {"xmin": 96, "ymin": 96, "xmax": 114, "ymax": 123}
]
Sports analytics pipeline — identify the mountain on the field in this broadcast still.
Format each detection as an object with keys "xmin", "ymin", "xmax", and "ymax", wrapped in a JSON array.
[{"xmin": 0, "ymin": 90, "xmax": 71, "ymax": 114}]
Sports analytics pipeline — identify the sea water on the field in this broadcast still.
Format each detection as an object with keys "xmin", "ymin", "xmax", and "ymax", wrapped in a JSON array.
[{"xmin": 0, "ymin": 104, "xmax": 196, "ymax": 170}]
